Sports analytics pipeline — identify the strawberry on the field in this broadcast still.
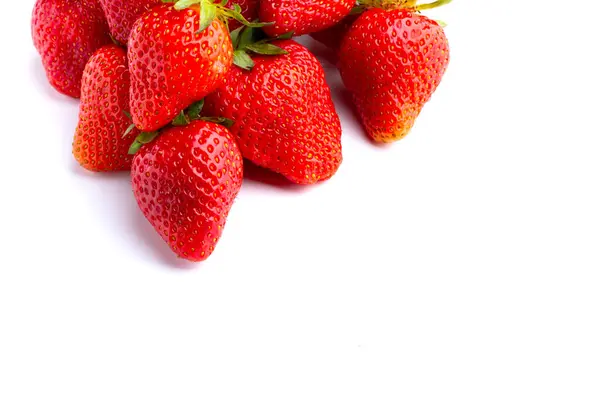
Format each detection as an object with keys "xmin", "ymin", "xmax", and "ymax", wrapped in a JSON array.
[
  {"xmin": 32, "ymin": 0, "xmax": 112, "ymax": 98},
  {"xmin": 204, "ymin": 32, "xmax": 342, "ymax": 184},
  {"xmin": 98, "ymin": 0, "xmax": 258, "ymax": 44},
  {"xmin": 131, "ymin": 120, "xmax": 243, "ymax": 262},
  {"xmin": 127, "ymin": 1, "xmax": 263, "ymax": 132},
  {"xmin": 259, "ymin": 0, "xmax": 356, "ymax": 37},
  {"xmin": 73, "ymin": 45, "xmax": 139, "ymax": 172},
  {"xmin": 98, "ymin": 0, "xmax": 162, "ymax": 44},
  {"xmin": 338, "ymin": 3, "xmax": 450, "ymax": 142}
]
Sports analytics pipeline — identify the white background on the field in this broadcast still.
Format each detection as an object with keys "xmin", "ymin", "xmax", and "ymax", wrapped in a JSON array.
[{"xmin": 1, "ymin": 1, "xmax": 600, "ymax": 399}]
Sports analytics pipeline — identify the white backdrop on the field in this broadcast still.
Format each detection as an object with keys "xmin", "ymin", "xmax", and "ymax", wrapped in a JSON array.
[{"xmin": 1, "ymin": 1, "xmax": 599, "ymax": 399}]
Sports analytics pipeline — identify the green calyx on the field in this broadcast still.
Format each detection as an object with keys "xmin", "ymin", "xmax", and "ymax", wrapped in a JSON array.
[
  {"xmin": 124, "ymin": 100, "xmax": 236, "ymax": 155},
  {"xmin": 230, "ymin": 26, "xmax": 292, "ymax": 70},
  {"xmin": 173, "ymin": 99, "xmax": 235, "ymax": 128},
  {"xmin": 171, "ymin": 99, "xmax": 234, "ymax": 128},
  {"xmin": 172, "ymin": 99, "xmax": 205, "ymax": 126},
  {"xmin": 128, "ymin": 131, "xmax": 159, "ymax": 155},
  {"xmin": 170, "ymin": 0, "xmax": 271, "ymax": 34}
]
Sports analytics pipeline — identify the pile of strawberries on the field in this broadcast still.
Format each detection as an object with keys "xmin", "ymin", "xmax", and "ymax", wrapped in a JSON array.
[{"xmin": 32, "ymin": 0, "xmax": 451, "ymax": 262}]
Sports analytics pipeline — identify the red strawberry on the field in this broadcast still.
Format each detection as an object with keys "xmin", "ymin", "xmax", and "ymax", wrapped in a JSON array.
[
  {"xmin": 204, "ymin": 37, "xmax": 342, "ymax": 184},
  {"xmin": 98, "ymin": 0, "xmax": 162, "ymax": 44},
  {"xmin": 259, "ymin": 0, "xmax": 355, "ymax": 37},
  {"xmin": 127, "ymin": 1, "xmax": 253, "ymax": 132},
  {"xmin": 73, "ymin": 45, "xmax": 139, "ymax": 172},
  {"xmin": 32, "ymin": 0, "xmax": 112, "ymax": 98},
  {"xmin": 131, "ymin": 120, "xmax": 243, "ymax": 262},
  {"xmin": 339, "ymin": 7, "xmax": 450, "ymax": 142}
]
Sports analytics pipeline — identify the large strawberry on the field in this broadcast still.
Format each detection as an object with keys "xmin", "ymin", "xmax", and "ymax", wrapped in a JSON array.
[
  {"xmin": 32, "ymin": 0, "xmax": 112, "ymax": 98},
  {"xmin": 98, "ymin": 0, "xmax": 162, "ymax": 44},
  {"xmin": 259, "ymin": 0, "xmax": 355, "ymax": 37},
  {"xmin": 73, "ymin": 45, "xmax": 139, "ymax": 172},
  {"xmin": 339, "ymin": 5, "xmax": 450, "ymax": 142},
  {"xmin": 127, "ymin": 1, "xmax": 263, "ymax": 132},
  {"xmin": 204, "ymin": 32, "xmax": 342, "ymax": 184},
  {"xmin": 131, "ymin": 120, "xmax": 243, "ymax": 262}
]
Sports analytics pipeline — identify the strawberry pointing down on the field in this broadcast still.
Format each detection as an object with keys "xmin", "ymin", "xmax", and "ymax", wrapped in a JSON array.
[
  {"xmin": 32, "ymin": 0, "xmax": 112, "ymax": 98},
  {"xmin": 131, "ymin": 120, "xmax": 244, "ymax": 262},
  {"xmin": 338, "ymin": 1, "xmax": 450, "ymax": 142},
  {"xmin": 204, "ymin": 30, "xmax": 343, "ymax": 184},
  {"xmin": 73, "ymin": 45, "xmax": 139, "ymax": 171}
]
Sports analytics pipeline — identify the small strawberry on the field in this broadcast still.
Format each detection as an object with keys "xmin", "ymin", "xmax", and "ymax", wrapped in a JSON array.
[
  {"xmin": 98, "ymin": 0, "xmax": 163, "ymax": 44},
  {"xmin": 338, "ymin": 2, "xmax": 450, "ymax": 142},
  {"xmin": 131, "ymin": 120, "xmax": 243, "ymax": 262},
  {"xmin": 73, "ymin": 45, "xmax": 139, "ymax": 172},
  {"xmin": 32, "ymin": 0, "xmax": 112, "ymax": 98},
  {"xmin": 204, "ymin": 30, "xmax": 343, "ymax": 184},
  {"xmin": 128, "ymin": 1, "xmax": 264, "ymax": 132},
  {"xmin": 259, "ymin": 0, "xmax": 355, "ymax": 37}
]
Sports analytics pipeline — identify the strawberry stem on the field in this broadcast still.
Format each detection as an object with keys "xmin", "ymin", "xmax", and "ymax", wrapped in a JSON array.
[
  {"xmin": 415, "ymin": 0, "xmax": 452, "ymax": 11},
  {"xmin": 356, "ymin": 0, "xmax": 451, "ymax": 11},
  {"xmin": 173, "ymin": 0, "xmax": 271, "ymax": 33}
]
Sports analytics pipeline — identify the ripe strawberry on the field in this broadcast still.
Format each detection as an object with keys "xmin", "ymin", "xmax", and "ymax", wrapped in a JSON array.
[
  {"xmin": 127, "ymin": 0, "xmax": 262, "ymax": 132},
  {"xmin": 98, "ymin": 0, "xmax": 162, "ymax": 44},
  {"xmin": 32, "ymin": 0, "xmax": 112, "ymax": 98},
  {"xmin": 73, "ymin": 45, "xmax": 139, "ymax": 172},
  {"xmin": 259, "ymin": 0, "xmax": 355, "ymax": 37},
  {"xmin": 204, "ymin": 36, "xmax": 342, "ymax": 184},
  {"xmin": 131, "ymin": 120, "xmax": 243, "ymax": 262},
  {"xmin": 339, "ymin": 7, "xmax": 450, "ymax": 142}
]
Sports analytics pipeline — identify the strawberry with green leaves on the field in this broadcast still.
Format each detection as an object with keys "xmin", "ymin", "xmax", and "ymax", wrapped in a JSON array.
[
  {"xmin": 32, "ymin": 0, "xmax": 112, "ymax": 98},
  {"xmin": 98, "ymin": 0, "xmax": 255, "ymax": 44},
  {"xmin": 204, "ymin": 27, "xmax": 343, "ymax": 184},
  {"xmin": 127, "ymin": 0, "xmax": 266, "ymax": 132},
  {"xmin": 131, "ymin": 119, "xmax": 243, "ymax": 262},
  {"xmin": 73, "ymin": 45, "xmax": 139, "ymax": 171},
  {"xmin": 339, "ymin": 0, "xmax": 451, "ymax": 142},
  {"xmin": 259, "ymin": 0, "xmax": 355, "ymax": 37}
]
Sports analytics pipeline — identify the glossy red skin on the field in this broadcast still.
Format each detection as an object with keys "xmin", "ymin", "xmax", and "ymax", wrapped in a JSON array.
[
  {"xmin": 98, "ymin": 0, "xmax": 162, "ymax": 44},
  {"xmin": 259, "ymin": 0, "xmax": 355, "ymax": 37},
  {"xmin": 32, "ymin": 0, "xmax": 111, "ymax": 98},
  {"xmin": 128, "ymin": 4, "xmax": 234, "ymax": 132},
  {"xmin": 131, "ymin": 121, "xmax": 243, "ymax": 262},
  {"xmin": 339, "ymin": 9, "xmax": 450, "ymax": 143},
  {"xmin": 98, "ymin": 0, "xmax": 255, "ymax": 44},
  {"xmin": 226, "ymin": 0, "xmax": 259, "ymax": 31},
  {"xmin": 309, "ymin": 13, "xmax": 358, "ymax": 54},
  {"xmin": 73, "ymin": 46, "xmax": 139, "ymax": 172},
  {"xmin": 204, "ymin": 41, "xmax": 342, "ymax": 185}
]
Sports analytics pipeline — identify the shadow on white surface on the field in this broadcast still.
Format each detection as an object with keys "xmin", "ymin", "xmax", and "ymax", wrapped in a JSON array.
[
  {"xmin": 242, "ymin": 160, "xmax": 311, "ymax": 193},
  {"xmin": 70, "ymin": 166, "xmax": 192, "ymax": 269}
]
